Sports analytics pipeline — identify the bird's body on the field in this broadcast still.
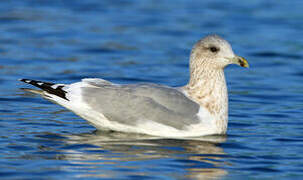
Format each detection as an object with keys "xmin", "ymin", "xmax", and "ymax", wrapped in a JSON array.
[{"xmin": 20, "ymin": 35, "xmax": 249, "ymax": 137}]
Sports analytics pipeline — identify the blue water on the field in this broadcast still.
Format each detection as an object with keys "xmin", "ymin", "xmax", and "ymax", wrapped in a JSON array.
[{"xmin": 1, "ymin": 0, "xmax": 303, "ymax": 179}]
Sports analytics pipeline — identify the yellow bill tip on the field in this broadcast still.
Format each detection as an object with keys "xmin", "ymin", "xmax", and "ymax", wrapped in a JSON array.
[{"xmin": 237, "ymin": 56, "xmax": 249, "ymax": 68}]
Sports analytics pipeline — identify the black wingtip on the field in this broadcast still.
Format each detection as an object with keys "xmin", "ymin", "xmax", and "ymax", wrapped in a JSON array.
[
  {"xmin": 19, "ymin": 79, "xmax": 29, "ymax": 83},
  {"xmin": 19, "ymin": 78, "xmax": 69, "ymax": 101}
]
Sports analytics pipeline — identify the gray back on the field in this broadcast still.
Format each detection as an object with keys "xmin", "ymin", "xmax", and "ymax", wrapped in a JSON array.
[{"xmin": 81, "ymin": 83, "xmax": 200, "ymax": 130}]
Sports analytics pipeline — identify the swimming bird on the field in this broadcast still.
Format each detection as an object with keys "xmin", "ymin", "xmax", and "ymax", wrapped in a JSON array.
[{"xmin": 20, "ymin": 35, "xmax": 249, "ymax": 137}]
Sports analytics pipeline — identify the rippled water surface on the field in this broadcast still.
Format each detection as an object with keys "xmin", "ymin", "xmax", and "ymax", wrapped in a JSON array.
[{"xmin": 1, "ymin": 0, "xmax": 303, "ymax": 179}]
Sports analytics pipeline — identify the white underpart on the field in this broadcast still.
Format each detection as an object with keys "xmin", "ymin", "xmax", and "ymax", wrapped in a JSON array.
[
  {"xmin": 43, "ymin": 80, "xmax": 218, "ymax": 138},
  {"xmin": 134, "ymin": 107, "xmax": 217, "ymax": 137}
]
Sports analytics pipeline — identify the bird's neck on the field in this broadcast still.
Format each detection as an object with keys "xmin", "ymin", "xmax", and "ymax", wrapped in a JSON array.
[{"xmin": 184, "ymin": 68, "xmax": 228, "ymax": 134}]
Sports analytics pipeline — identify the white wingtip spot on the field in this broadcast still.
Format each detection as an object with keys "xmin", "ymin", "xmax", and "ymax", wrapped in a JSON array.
[
  {"xmin": 51, "ymin": 84, "xmax": 64, "ymax": 89},
  {"xmin": 25, "ymin": 80, "xmax": 31, "ymax": 83},
  {"xmin": 37, "ymin": 82, "xmax": 43, "ymax": 86}
]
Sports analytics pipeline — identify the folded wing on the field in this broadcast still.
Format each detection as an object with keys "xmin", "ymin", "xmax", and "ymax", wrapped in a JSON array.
[{"xmin": 81, "ymin": 82, "xmax": 200, "ymax": 130}]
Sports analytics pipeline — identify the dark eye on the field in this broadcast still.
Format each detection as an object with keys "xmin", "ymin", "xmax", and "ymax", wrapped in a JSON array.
[{"xmin": 209, "ymin": 46, "xmax": 219, "ymax": 53}]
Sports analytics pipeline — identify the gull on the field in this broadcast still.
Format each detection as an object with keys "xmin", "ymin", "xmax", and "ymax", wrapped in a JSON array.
[{"xmin": 20, "ymin": 35, "xmax": 249, "ymax": 137}]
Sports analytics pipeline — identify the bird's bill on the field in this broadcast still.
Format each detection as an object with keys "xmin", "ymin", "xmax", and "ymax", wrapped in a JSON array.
[{"xmin": 230, "ymin": 55, "xmax": 249, "ymax": 68}]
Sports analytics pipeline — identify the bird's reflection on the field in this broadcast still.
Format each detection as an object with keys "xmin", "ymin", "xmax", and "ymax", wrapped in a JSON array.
[{"xmin": 57, "ymin": 130, "xmax": 228, "ymax": 179}]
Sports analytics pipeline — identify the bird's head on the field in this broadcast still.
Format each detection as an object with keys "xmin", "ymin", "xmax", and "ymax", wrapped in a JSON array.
[{"xmin": 190, "ymin": 35, "xmax": 249, "ymax": 69}]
